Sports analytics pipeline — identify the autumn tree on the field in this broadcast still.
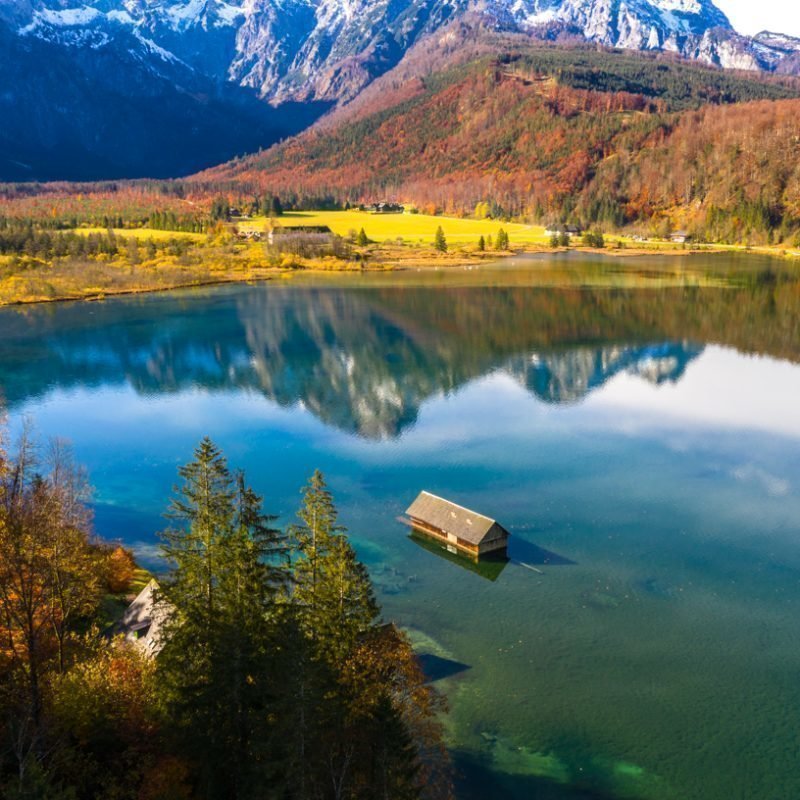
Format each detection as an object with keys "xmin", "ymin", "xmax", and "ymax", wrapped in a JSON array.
[
  {"xmin": 341, "ymin": 625, "xmax": 451, "ymax": 800},
  {"xmin": 50, "ymin": 639, "xmax": 179, "ymax": 800},
  {"xmin": 0, "ymin": 428, "xmax": 101, "ymax": 790},
  {"xmin": 102, "ymin": 545, "xmax": 137, "ymax": 594}
]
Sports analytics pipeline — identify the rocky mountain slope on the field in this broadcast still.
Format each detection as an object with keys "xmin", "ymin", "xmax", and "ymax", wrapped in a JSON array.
[
  {"xmin": 0, "ymin": 17, "xmax": 327, "ymax": 181},
  {"xmin": 3, "ymin": 0, "xmax": 800, "ymax": 180}
]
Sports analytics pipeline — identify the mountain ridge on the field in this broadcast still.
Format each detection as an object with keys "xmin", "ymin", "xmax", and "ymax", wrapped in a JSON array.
[{"xmin": 3, "ymin": 0, "xmax": 800, "ymax": 180}]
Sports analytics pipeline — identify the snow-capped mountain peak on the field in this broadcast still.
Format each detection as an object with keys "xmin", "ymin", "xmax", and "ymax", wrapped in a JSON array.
[{"xmin": 8, "ymin": 0, "xmax": 800, "ymax": 104}]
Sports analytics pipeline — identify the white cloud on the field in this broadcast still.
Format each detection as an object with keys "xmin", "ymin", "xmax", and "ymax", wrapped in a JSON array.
[
  {"xmin": 587, "ymin": 346, "xmax": 800, "ymax": 441},
  {"xmin": 731, "ymin": 464, "xmax": 791, "ymax": 497},
  {"xmin": 715, "ymin": 0, "xmax": 800, "ymax": 37}
]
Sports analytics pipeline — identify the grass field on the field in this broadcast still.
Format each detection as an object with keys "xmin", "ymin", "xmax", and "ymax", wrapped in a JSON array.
[
  {"xmin": 77, "ymin": 227, "xmax": 205, "ymax": 241},
  {"xmin": 241, "ymin": 211, "xmax": 550, "ymax": 245}
]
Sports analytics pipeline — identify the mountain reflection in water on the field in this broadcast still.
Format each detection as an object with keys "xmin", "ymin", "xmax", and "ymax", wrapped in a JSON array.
[
  {"xmin": 0, "ymin": 278, "xmax": 797, "ymax": 439},
  {"xmin": 2, "ymin": 267, "xmax": 800, "ymax": 800}
]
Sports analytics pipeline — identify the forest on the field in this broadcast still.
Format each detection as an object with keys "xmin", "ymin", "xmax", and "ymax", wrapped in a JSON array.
[
  {"xmin": 196, "ymin": 48, "xmax": 800, "ymax": 245},
  {"xmin": 0, "ymin": 432, "xmax": 450, "ymax": 800},
  {"xmin": 1, "ymin": 45, "xmax": 800, "ymax": 249}
]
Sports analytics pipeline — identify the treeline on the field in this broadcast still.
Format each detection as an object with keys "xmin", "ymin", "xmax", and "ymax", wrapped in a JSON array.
[
  {"xmin": 146, "ymin": 211, "xmax": 208, "ymax": 233},
  {"xmin": 205, "ymin": 193, "xmax": 349, "ymax": 220},
  {"xmin": 497, "ymin": 49, "xmax": 800, "ymax": 111},
  {"xmin": 0, "ymin": 187, "xmax": 210, "ymax": 231},
  {"xmin": 0, "ymin": 223, "xmax": 193, "ymax": 261},
  {"xmin": 0, "ymin": 433, "xmax": 450, "ymax": 800}
]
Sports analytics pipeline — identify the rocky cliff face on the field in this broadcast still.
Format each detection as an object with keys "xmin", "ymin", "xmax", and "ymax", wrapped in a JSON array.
[{"xmin": 11, "ymin": 0, "xmax": 800, "ymax": 103}]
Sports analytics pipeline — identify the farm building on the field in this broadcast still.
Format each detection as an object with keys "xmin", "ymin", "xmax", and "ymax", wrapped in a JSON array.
[
  {"xmin": 670, "ymin": 230, "xmax": 692, "ymax": 244},
  {"xmin": 365, "ymin": 202, "xmax": 404, "ymax": 214},
  {"xmin": 267, "ymin": 225, "xmax": 334, "ymax": 246},
  {"xmin": 405, "ymin": 491, "xmax": 509, "ymax": 558},
  {"xmin": 545, "ymin": 224, "xmax": 583, "ymax": 237},
  {"xmin": 115, "ymin": 579, "xmax": 171, "ymax": 658}
]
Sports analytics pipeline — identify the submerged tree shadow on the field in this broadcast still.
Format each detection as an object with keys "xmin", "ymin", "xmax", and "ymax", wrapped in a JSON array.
[
  {"xmin": 417, "ymin": 653, "xmax": 471, "ymax": 683},
  {"xmin": 452, "ymin": 748, "xmax": 646, "ymax": 800}
]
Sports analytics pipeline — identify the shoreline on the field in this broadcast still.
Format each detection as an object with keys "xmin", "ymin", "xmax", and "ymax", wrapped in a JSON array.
[{"xmin": 1, "ymin": 244, "xmax": 797, "ymax": 308}]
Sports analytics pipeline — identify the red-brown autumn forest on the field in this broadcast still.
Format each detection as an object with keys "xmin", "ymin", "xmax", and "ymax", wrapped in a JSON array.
[{"xmin": 2, "ymin": 45, "xmax": 800, "ymax": 245}]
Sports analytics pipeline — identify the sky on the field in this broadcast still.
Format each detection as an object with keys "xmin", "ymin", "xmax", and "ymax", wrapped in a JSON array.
[{"xmin": 715, "ymin": 0, "xmax": 800, "ymax": 37}]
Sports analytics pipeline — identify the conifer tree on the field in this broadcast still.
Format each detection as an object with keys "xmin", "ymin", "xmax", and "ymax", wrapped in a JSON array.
[
  {"xmin": 433, "ymin": 226, "xmax": 447, "ymax": 252},
  {"xmin": 356, "ymin": 227, "xmax": 369, "ymax": 246},
  {"xmin": 158, "ymin": 438, "xmax": 289, "ymax": 800},
  {"xmin": 478, "ymin": 235, "xmax": 485, "ymax": 251},
  {"xmin": 269, "ymin": 196, "xmax": 284, "ymax": 217}
]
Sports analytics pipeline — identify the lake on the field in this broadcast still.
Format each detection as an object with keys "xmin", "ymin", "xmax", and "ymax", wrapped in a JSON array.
[{"xmin": 1, "ymin": 254, "xmax": 799, "ymax": 799}]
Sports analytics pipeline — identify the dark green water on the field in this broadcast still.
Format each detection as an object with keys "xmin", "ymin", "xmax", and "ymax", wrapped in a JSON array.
[{"xmin": 1, "ymin": 256, "xmax": 799, "ymax": 799}]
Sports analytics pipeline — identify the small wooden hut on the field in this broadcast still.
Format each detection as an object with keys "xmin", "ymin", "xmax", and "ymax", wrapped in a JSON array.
[
  {"xmin": 115, "ymin": 579, "xmax": 171, "ymax": 658},
  {"xmin": 405, "ymin": 491, "xmax": 509, "ymax": 558}
]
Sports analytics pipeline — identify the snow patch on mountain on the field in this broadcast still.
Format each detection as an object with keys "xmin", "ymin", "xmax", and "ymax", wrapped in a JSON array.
[{"xmin": 10, "ymin": 0, "xmax": 800, "ymax": 104}]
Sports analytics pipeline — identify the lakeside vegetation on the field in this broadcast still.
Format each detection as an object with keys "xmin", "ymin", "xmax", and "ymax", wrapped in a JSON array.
[
  {"xmin": 0, "ymin": 430, "xmax": 450, "ymax": 800},
  {"xmin": 1, "ymin": 202, "xmax": 798, "ymax": 306},
  {"xmin": 0, "ymin": 44, "xmax": 799, "ymax": 305}
]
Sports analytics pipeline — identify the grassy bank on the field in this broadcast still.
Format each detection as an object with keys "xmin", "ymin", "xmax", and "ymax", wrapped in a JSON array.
[{"xmin": 1, "ymin": 210, "xmax": 797, "ymax": 306}]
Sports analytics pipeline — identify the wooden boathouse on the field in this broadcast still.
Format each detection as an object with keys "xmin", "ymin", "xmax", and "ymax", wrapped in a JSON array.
[{"xmin": 405, "ymin": 491, "xmax": 509, "ymax": 558}]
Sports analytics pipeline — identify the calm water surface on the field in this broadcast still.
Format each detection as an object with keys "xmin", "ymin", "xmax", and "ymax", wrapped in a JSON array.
[{"xmin": 1, "ymin": 255, "xmax": 799, "ymax": 799}]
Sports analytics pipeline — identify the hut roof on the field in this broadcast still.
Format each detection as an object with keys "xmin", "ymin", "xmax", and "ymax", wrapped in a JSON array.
[
  {"xmin": 116, "ymin": 579, "xmax": 172, "ymax": 657},
  {"xmin": 406, "ymin": 491, "xmax": 503, "ymax": 545}
]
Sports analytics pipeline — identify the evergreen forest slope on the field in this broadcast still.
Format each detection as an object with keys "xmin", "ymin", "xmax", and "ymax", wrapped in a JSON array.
[{"xmin": 199, "ymin": 47, "xmax": 800, "ymax": 243}]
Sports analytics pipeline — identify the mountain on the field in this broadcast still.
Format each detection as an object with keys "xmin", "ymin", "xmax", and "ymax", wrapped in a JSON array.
[
  {"xmin": 0, "ymin": 7, "xmax": 328, "ymax": 181},
  {"xmin": 3, "ymin": 0, "xmax": 800, "ymax": 181},
  {"xmin": 511, "ymin": 342, "xmax": 702, "ymax": 405},
  {"xmin": 198, "ymin": 46, "xmax": 800, "ymax": 243}
]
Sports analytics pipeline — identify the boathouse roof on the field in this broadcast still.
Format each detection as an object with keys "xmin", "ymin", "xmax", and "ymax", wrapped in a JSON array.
[{"xmin": 406, "ymin": 491, "xmax": 505, "ymax": 546}]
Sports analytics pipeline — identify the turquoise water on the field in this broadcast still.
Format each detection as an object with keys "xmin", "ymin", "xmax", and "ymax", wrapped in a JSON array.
[{"xmin": 1, "ymin": 258, "xmax": 799, "ymax": 799}]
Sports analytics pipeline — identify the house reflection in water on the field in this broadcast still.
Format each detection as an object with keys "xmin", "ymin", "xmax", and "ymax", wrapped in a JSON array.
[{"xmin": 408, "ymin": 532, "xmax": 509, "ymax": 582}]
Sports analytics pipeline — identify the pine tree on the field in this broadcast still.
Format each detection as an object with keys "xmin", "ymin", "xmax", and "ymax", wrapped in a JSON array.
[
  {"xmin": 433, "ymin": 226, "xmax": 447, "ymax": 253},
  {"xmin": 158, "ymin": 438, "xmax": 289, "ymax": 800},
  {"xmin": 478, "ymin": 235, "xmax": 486, "ymax": 251},
  {"xmin": 210, "ymin": 197, "xmax": 230, "ymax": 221},
  {"xmin": 356, "ymin": 228, "xmax": 369, "ymax": 246},
  {"xmin": 291, "ymin": 471, "xmax": 377, "ymax": 668},
  {"xmin": 315, "ymin": 531, "xmax": 378, "ymax": 668}
]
